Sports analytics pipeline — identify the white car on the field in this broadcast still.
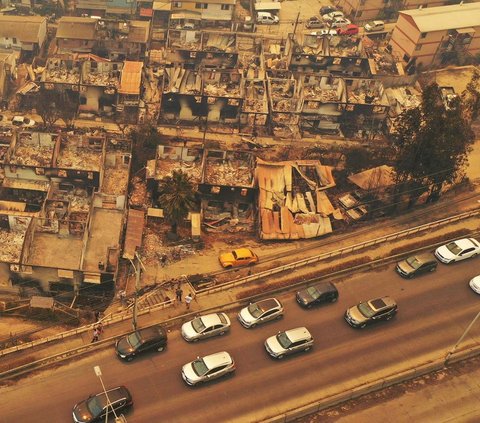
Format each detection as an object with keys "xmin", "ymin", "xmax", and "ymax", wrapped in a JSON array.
[
  {"xmin": 264, "ymin": 327, "xmax": 314, "ymax": 359},
  {"xmin": 435, "ymin": 238, "xmax": 480, "ymax": 264},
  {"xmin": 181, "ymin": 312, "xmax": 231, "ymax": 342},
  {"xmin": 469, "ymin": 275, "xmax": 480, "ymax": 294},
  {"xmin": 364, "ymin": 20, "xmax": 385, "ymax": 32},
  {"xmin": 322, "ymin": 11, "xmax": 344, "ymax": 22},
  {"xmin": 310, "ymin": 29, "xmax": 338, "ymax": 37},
  {"xmin": 330, "ymin": 18, "xmax": 351, "ymax": 29},
  {"xmin": 11, "ymin": 115, "xmax": 36, "ymax": 127},
  {"xmin": 238, "ymin": 298, "xmax": 283, "ymax": 328},
  {"xmin": 181, "ymin": 351, "xmax": 235, "ymax": 386}
]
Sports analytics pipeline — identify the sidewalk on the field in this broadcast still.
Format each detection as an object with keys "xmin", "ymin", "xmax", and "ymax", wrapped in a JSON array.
[{"xmin": 1, "ymin": 188, "xmax": 479, "ymax": 374}]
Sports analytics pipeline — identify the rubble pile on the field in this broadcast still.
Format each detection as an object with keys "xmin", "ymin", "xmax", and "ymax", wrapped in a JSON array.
[
  {"xmin": 102, "ymin": 166, "xmax": 128, "ymax": 196},
  {"xmin": 203, "ymin": 33, "xmax": 236, "ymax": 53},
  {"xmin": 156, "ymin": 159, "xmax": 202, "ymax": 183},
  {"xmin": 57, "ymin": 141, "xmax": 103, "ymax": 171},
  {"xmin": 205, "ymin": 159, "xmax": 252, "ymax": 186},
  {"xmin": 0, "ymin": 229, "xmax": 24, "ymax": 262}
]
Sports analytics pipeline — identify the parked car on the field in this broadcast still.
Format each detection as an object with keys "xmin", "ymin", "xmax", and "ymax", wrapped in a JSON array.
[
  {"xmin": 364, "ymin": 20, "xmax": 385, "ymax": 32},
  {"xmin": 320, "ymin": 6, "xmax": 337, "ymax": 16},
  {"xmin": 396, "ymin": 253, "xmax": 437, "ymax": 278},
  {"xmin": 337, "ymin": 24, "xmax": 359, "ymax": 36},
  {"xmin": 264, "ymin": 327, "xmax": 314, "ymax": 359},
  {"xmin": 238, "ymin": 298, "xmax": 283, "ymax": 328},
  {"xmin": 219, "ymin": 247, "xmax": 258, "ymax": 268},
  {"xmin": 181, "ymin": 351, "xmax": 235, "ymax": 386},
  {"xmin": 310, "ymin": 29, "xmax": 338, "ymax": 37},
  {"xmin": 345, "ymin": 296, "xmax": 397, "ymax": 329},
  {"xmin": 305, "ymin": 16, "xmax": 325, "ymax": 29},
  {"xmin": 469, "ymin": 275, "xmax": 480, "ymax": 294},
  {"xmin": 115, "ymin": 325, "xmax": 167, "ymax": 361},
  {"xmin": 296, "ymin": 282, "xmax": 338, "ymax": 308},
  {"xmin": 181, "ymin": 312, "xmax": 231, "ymax": 342},
  {"xmin": 435, "ymin": 238, "xmax": 480, "ymax": 264},
  {"xmin": 11, "ymin": 115, "xmax": 35, "ymax": 127},
  {"xmin": 256, "ymin": 11, "xmax": 279, "ymax": 25},
  {"xmin": 329, "ymin": 18, "xmax": 351, "ymax": 29},
  {"xmin": 322, "ymin": 11, "xmax": 344, "ymax": 22},
  {"xmin": 72, "ymin": 386, "xmax": 132, "ymax": 423}
]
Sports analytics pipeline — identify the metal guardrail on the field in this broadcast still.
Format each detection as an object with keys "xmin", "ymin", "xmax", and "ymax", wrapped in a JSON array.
[
  {"xmin": 0, "ymin": 209, "xmax": 478, "ymax": 360},
  {"xmin": 197, "ymin": 209, "xmax": 480, "ymax": 295}
]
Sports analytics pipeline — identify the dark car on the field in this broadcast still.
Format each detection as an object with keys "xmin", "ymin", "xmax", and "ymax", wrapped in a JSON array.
[
  {"xmin": 72, "ymin": 386, "xmax": 132, "ymax": 423},
  {"xmin": 115, "ymin": 325, "xmax": 167, "ymax": 361},
  {"xmin": 396, "ymin": 253, "xmax": 437, "ymax": 278},
  {"xmin": 345, "ymin": 296, "xmax": 397, "ymax": 329},
  {"xmin": 296, "ymin": 282, "xmax": 338, "ymax": 308},
  {"xmin": 320, "ymin": 6, "xmax": 336, "ymax": 15}
]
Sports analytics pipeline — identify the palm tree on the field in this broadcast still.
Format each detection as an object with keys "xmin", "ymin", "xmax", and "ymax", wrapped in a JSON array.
[{"xmin": 157, "ymin": 170, "xmax": 197, "ymax": 235}]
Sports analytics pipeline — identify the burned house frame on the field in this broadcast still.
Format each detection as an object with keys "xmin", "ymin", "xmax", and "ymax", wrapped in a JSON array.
[{"xmin": 199, "ymin": 149, "xmax": 256, "ymax": 232}]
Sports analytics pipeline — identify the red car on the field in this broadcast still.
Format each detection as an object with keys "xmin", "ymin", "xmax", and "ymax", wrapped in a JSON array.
[{"xmin": 337, "ymin": 24, "xmax": 359, "ymax": 36}]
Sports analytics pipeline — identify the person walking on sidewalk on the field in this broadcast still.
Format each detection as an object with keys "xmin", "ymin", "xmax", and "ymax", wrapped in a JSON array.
[
  {"xmin": 91, "ymin": 327, "xmax": 100, "ymax": 343},
  {"xmin": 175, "ymin": 287, "xmax": 183, "ymax": 303},
  {"xmin": 185, "ymin": 293, "xmax": 193, "ymax": 310}
]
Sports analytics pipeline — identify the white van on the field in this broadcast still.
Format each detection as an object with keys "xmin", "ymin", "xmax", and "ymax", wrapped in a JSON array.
[{"xmin": 256, "ymin": 11, "xmax": 279, "ymax": 25}]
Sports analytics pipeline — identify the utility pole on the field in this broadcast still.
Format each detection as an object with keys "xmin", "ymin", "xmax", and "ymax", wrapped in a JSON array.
[
  {"xmin": 293, "ymin": 11, "xmax": 300, "ymax": 37},
  {"xmin": 129, "ymin": 252, "xmax": 145, "ymax": 331},
  {"xmin": 445, "ymin": 309, "xmax": 480, "ymax": 363}
]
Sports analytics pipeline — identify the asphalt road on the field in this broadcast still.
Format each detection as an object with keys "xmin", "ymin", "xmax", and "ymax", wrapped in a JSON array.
[{"xmin": 1, "ymin": 259, "xmax": 479, "ymax": 423}]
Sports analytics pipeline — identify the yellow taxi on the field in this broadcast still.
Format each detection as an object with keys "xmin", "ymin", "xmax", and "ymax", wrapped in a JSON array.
[{"xmin": 219, "ymin": 248, "xmax": 259, "ymax": 268}]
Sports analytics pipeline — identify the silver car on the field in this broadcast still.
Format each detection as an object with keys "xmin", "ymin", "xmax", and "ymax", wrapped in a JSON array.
[
  {"xmin": 181, "ymin": 312, "xmax": 231, "ymax": 342},
  {"xmin": 181, "ymin": 351, "xmax": 235, "ymax": 386},
  {"xmin": 264, "ymin": 327, "xmax": 314, "ymax": 359},
  {"xmin": 238, "ymin": 298, "xmax": 283, "ymax": 328}
]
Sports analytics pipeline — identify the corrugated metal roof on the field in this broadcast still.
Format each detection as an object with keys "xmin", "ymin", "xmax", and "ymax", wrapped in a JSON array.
[
  {"xmin": 56, "ymin": 17, "xmax": 97, "ymax": 40},
  {"xmin": 119, "ymin": 61, "xmax": 143, "ymax": 95},
  {"xmin": 400, "ymin": 3, "xmax": 480, "ymax": 33},
  {"xmin": 0, "ymin": 16, "xmax": 46, "ymax": 43}
]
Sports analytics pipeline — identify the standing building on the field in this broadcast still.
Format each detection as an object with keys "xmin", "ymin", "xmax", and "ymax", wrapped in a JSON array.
[
  {"xmin": 389, "ymin": 2, "xmax": 480, "ymax": 69},
  {"xmin": 335, "ymin": 0, "xmax": 469, "ymax": 21}
]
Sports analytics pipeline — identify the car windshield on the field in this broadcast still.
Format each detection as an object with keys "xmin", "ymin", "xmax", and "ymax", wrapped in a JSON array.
[
  {"xmin": 357, "ymin": 302, "xmax": 376, "ymax": 318},
  {"xmin": 126, "ymin": 332, "xmax": 142, "ymax": 348},
  {"xmin": 406, "ymin": 256, "xmax": 421, "ymax": 269},
  {"xmin": 191, "ymin": 317, "xmax": 206, "ymax": 333},
  {"xmin": 306, "ymin": 286, "xmax": 320, "ymax": 300},
  {"xmin": 232, "ymin": 250, "xmax": 238, "ymax": 259},
  {"xmin": 192, "ymin": 358, "xmax": 209, "ymax": 376},
  {"xmin": 248, "ymin": 303, "xmax": 263, "ymax": 318},
  {"xmin": 446, "ymin": 242, "xmax": 462, "ymax": 255},
  {"xmin": 276, "ymin": 332, "xmax": 292, "ymax": 349},
  {"xmin": 87, "ymin": 395, "xmax": 105, "ymax": 417}
]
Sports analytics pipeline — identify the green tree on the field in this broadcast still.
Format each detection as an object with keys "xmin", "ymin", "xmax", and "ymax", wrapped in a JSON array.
[
  {"xmin": 157, "ymin": 170, "xmax": 197, "ymax": 235},
  {"xmin": 392, "ymin": 83, "xmax": 474, "ymax": 206},
  {"xmin": 461, "ymin": 68, "xmax": 480, "ymax": 123}
]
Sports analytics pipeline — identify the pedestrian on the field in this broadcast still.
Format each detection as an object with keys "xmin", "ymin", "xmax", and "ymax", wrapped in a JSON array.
[
  {"xmin": 91, "ymin": 328, "xmax": 100, "ymax": 343},
  {"xmin": 175, "ymin": 287, "xmax": 183, "ymax": 303},
  {"xmin": 95, "ymin": 322, "xmax": 104, "ymax": 335},
  {"xmin": 161, "ymin": 253, "xmax": 167, "ymax": 267},
  {"xmin": 185, "ymin": 293, "xmax": 193, "ymax": 310}
]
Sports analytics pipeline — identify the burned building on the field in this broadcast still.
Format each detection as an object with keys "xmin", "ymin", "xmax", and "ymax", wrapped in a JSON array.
[
  {"xmin": 0, "ymin": 132, "xmax": 131, "ymax": 295},
  {"xmin": 256, "ymin": 159, "xmax": 336, "ymax": 240},
  {"xmin": 199, "ymin": 150, "xmax": 256, "ymax": 232},
  {"xmin": 240, "ymin": 78, "xmax": 269, "ymax": 134},
  {"xmin": 300, "ymin": 74, "xmax": 346, "ymax": 136}
]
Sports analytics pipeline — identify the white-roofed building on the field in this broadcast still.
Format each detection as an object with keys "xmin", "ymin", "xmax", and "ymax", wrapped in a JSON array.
[{"xmin": 389, "ymin": 2, "xmax": 480, "ymax": 68}]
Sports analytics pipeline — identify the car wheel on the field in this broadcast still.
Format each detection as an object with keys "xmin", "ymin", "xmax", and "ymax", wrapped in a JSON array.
[
  {"xmin": 359, "ymin": 323, "xmax": 367, "ymax": 329},
  {"xmin": 157, "ymin": 345, "xmax": 165, "ymax": 352},
  {"xmin": 192, "ymin": 338, "xmax": 199, "ymax": 343},
  {"xmin": 430, "ymin": 267, "xmax": 436, "ymax": 272},
  {"xmin": 277, "ymin": 354, "xmax": 284, "ymax": 359},
  {"xmin": 250, "ymin": 323, "xmax": 257, "ymax": 328},
  {"xmin": 330, "ymin": 296, "xmax": 338, "ymax": 303},
  {"xmin": 126, "ymin": 355, "xmax": 134, "ymax": 362},
  {"xmin": 219, "ymin": 331, "xmax": 225, "ymax": 336},
  {"xmin": 275, "ymin": 314, "xmax": 282, "ymax": 320},
  {"xmin": 225, "ymin": 264, "xmax": 232, "ymax": 269},
  {"xmin": 304, "ymin": 347, "xmax": 311, "ymax": 352},
  {"xmin": 385, "ymin": 314, "xmax": 393, "ymax": 321},
  {"xmin": 306, "ymin": 304, "xmax": 312, "ymax": 309}
]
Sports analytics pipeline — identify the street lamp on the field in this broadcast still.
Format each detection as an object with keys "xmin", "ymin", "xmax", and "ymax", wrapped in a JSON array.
[
  {"xmin": 445, "ymin": 309, "xmax": 480, "ymax": 363},
  {"xmin": 93, "ymin": 366, "xmax": 127, "ymax": 423}
]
